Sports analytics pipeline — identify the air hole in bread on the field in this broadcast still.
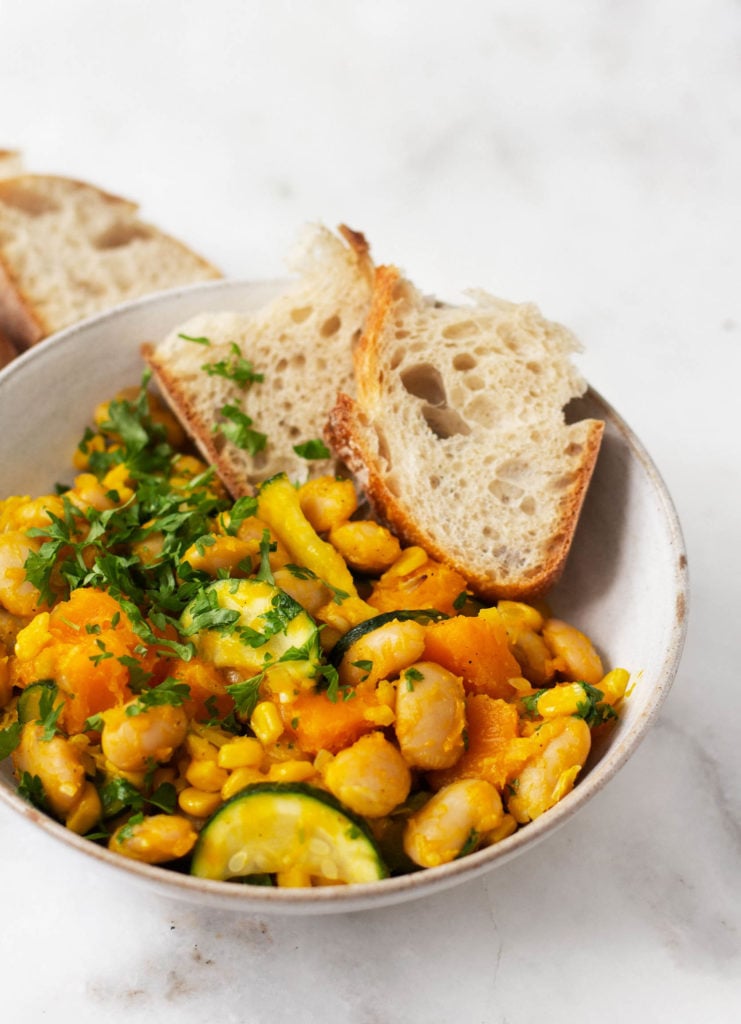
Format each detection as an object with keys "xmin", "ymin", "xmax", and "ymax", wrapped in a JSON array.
[
  {"xmin": 565, "ymin": 441, "xmax": 583, "ymax": 457},
  {"xmin": 290, "ymin": 305, "xmax": 313, "ymax": 323},
  {"xmin": 526, "ymin": 361, "xmax": 542, "ymax": 374},
  {"xmin": 497, "ymin": 457, "xmax": 528, "ymax": 481},
  {"xmin": 497, "ymin": 325, "xmax": 522, "ymax": 352},
  {"xmin": 390, "ymin": 346, "xmax": 407, "ymax": 370},
  {"xmin": 320, "ymin": 314, "xmax": 341, "ymax": 338},
  {"xmin": 0, "ymin": 184, "xmax": 59, "ymax": 216},
  {"xmin": 464, "ymin": 374, "xmax": 485, "ymax": 391},
  {"xmin": 421, "ymin": 404, "xmax": 471, "ymax": 440},
  {"xmin": 386, "ymin": 474, "xmax": 401, "ymax": 497},
  {"xmin": 429, "ymin": 475, "xmax": 440, "ymax": 489},
  {"xmin": 442, "ymin": 320, "xmax": 479, "ymax": 340},
  {"xmin": 93, "ymin": 222, "xmax": 153, "ymax": 250},
  {"xmin": 549, "ymin": 472, "xmax": 575, "ymax": 491},
  {"xmin": 520, "ymin": 496, "xmax": 536, "ymax": 515},
  {"xmin": 395, "ymin": 330, "xmax": 410, "ymax": 340},
  {"xmin": 400, "ymin": 363, "xmax": 447, "ymax": 406},
  {"xmin": 488, "ymin": 479, "xmax": 524, "ymax": 504},
  {"xmin": 452, "ymin": 353, "xmax": 477, "ymax": 371},
  {"xmin": 374, "ymin": 426, "xmax": 392, "ymax": 470},
  {"xmin": 276, "ymin": 358, "xmax": 288, "ymax": 372},
  {"xmin": 291, "ymin": 352, "xmax": 306, "ymax": 368}
]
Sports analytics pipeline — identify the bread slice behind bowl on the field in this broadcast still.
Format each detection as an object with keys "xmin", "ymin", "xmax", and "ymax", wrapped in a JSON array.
[
  {"xmin": 0, "ymin": 174, "xmax": 222, "ymax": 349},
  {"xmin": 145, "ymin": 224, "xmax": 374, "ymax": 496},
  {"xmin": 326, "ymin": 265, "xmax": 604, "ymax": 600}
]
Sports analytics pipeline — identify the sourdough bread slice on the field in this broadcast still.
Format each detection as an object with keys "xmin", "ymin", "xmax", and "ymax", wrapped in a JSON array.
[
  {"xmin": 145, "ymin": 224, "xmax": 374, "ymax": 495},
  {"xmin": 0, "ymin": 325, "xmax": 17, "ymax": 369},
  {"xmin": 326, "ymin": 265, "xmax": 604, "ymax": 600},
  {"xmin": 0, "ymin": 174, "xmax": 221, "ymax": 349}
]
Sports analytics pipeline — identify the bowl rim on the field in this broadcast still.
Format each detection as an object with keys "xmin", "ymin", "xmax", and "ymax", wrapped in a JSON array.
[{"xmin": 0, "ymin": 281, "xmax": 689, "ymax": 913}]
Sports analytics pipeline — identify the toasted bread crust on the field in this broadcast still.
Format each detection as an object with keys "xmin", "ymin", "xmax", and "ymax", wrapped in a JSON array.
[{"xmin": 0, "ymin": 324, "xmax": 19, "ymax": 369}]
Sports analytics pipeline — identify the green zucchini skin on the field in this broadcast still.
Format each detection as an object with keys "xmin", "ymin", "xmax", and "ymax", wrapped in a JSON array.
[
  {"xmin": 190, "ymin": 781, "xmax": 388, "ymax": 885},
  {"xmin": 327, "ymin": 609, "xmax": 448, "ymax": 668}
]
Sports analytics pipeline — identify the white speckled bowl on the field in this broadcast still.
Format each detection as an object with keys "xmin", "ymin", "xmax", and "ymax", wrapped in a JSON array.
[{"xmin": 0, "ymin": 280, "xmax": 688, "ymax": 914}]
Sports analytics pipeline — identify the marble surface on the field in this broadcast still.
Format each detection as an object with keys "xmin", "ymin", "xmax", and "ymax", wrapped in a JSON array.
[{"xmin": 1, "ymin": 2, "xmax": 739, "ymax": 1021}]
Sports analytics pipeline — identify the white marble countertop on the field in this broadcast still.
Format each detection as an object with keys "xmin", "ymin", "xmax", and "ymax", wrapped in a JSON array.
[{"xmin": 1, "ymin": 2, "xmax": 739, "ymax": 1021}]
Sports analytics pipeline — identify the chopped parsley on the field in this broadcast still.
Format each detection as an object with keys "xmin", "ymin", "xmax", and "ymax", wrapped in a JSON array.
[
  {"xmin": 125, "ymin": 677, "xmax": 191, "ymax": 716},
  {"xmin": 178, "ymin": 332, "xmax": 211, "ymax": 345},
  {"xmin": 202, "ymin": 343, "xmax": 264, "ymax": 388},
  {"xmin": 574, "ymin": 682, "xmax": 618, "ymax": 727},
  {"xmin": 293, "ymin": 439, "xmax": 330, "ymax": 460},
  {"xmin": 0, "ymin": 721, "xmax": 22, "ymax": 759},
  {"xmin": 215, "ymin": 403, "xmax": 267, "ymax": 455}
]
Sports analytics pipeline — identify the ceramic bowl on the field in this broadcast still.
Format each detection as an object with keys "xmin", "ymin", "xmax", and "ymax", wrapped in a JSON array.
[{"xmin": 0, "ymin": 280, "xmax": 688, "ymax": 914}]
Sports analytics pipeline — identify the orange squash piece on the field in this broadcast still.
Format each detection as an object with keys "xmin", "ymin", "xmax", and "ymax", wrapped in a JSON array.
[
  {"xmin": 168, "ymin": 657, "xmax": 233, "ymax": 722},
  {"xmin": 49, "ymin": 589, "xmax": 140, "ymax": 732},
  {"xmin": 283, "ymin": 687, "xmax": 379, "ymax": 755},
  {"xmin": 423, "ymin": 611, "xmax": 521, "ymax": 700},
  {"xmin": 368, "ymin": 556, "xmax": 468, "ymax": 616},
  {"xmin": 428, "ymin": 694, "xmax": 520, "ymax": 791}
]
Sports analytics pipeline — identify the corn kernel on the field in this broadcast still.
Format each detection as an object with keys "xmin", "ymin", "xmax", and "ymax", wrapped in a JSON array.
[
  {"xmin": 65, "ymin": 781, "xmax": 102, "ymax": 835},
  {"xmin": 534, "ymin": 682, "xmax": 585, "ymax": 718},
  {"xmin": 363, "ymin": 705, "xmax": 396, "ymax": 727},
  {"xmin": 178, "ymin": 786, "xmax": 222, "ymax": 818},
  {"xmin": 598, "ymin": 668, "xmax": 630, "ymax": 705},
  {"xmin": 191, "ymin": 722, "xmax": 233, "ymax": 748},
  {"xmin": 217, "ymin": 736, "xmax": 264, "ymax": 770},
  {"xmin": 386, "ymin": 546, "xmax": 427, "ymax": 578},
  {"xmin": 102, "ymin": 463, "xmax": 134, "ymax": 502},
  {"xmin": 250, "ymin": 701, "xmax": 284, "ymax": 746},
  {"xmin": 276, "ymin": 866, "xmax": 312, "ymax": 888},
  {"xmin": 221, "ymin": 766, "xmax": 265, "ymax": 801},
  {"xmin": 185, "ymin": 758, "xmax": 229, "ymax": 793},
  {"xmin": 313, "ymin": 749, "xmax": 334, "ymax": 774},
  {"xmin": 497, "ymin": 600, "xmax": 545, "ymax": 637},
  {"xmin": 15, "ymin": 613, "xmax": 52, "ymax": 662},
  {"xmin": 375, "ymin": 680, "xmax": 396, "ymax": 707},
  {"xmin": 267, "ymin": 760, "xmax": 316, "ymax": 783},
  {"xmin": 73, "ymin": 433, "xmax": 106, "ymax": 471},
  {"xmin": 482, "ymin": 813, "xmax": 518, "ymax": 846},
  {"xmin": 185, "ymin": 732, "xmax": 219, "ymax": 761}
]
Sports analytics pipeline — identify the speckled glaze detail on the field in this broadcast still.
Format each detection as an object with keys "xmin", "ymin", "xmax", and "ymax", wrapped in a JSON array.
[{"xmin": 0, "ymin": 281, "xmax": 688, "ymax": 915}]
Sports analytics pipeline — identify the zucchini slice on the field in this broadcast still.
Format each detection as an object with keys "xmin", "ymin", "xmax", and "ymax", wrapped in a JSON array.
[
  {"xmin": 181, "ymin": 578, "xmax": 320, "ymax": 676},
  {"xmin": 190, "ymin": 781, "xmax": 388, "ymax": 885}
]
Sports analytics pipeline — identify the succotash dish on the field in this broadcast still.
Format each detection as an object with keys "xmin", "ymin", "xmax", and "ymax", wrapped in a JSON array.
[{"xmin": 0, "ymin": 376, "xmax": 629, "ymax": 888}]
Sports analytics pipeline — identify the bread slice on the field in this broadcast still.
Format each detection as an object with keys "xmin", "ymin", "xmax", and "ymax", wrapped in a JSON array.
[
  {"xmin": 0, "ymin": 150, "xmax": 24, "ymax": 179},
  {"xmin": 0, "ymin": 174, "xmax": 221, "ymax": 349},
  {"xmin": 326, "ymin": 265, "xmax": 604, "ymax": 600},
  {"xmin": 144, "ymin": 224, "xmax": 374, "ymax": 495},
  {"xmin": 0, "ymin": 325, "xmax": 18, "ymax": 369}
]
